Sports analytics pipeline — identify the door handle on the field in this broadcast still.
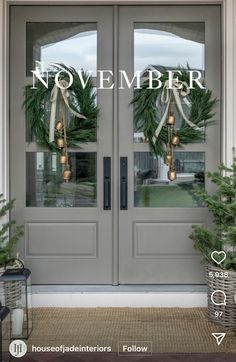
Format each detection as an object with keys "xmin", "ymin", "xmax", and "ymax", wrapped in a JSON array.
[
  {"xmin": 103, "ymin": 157, "xmax": 111, "ymax": 210},
  {"xmin": 120, "ymin": 157, "xmax": 128, "ymax": 210}
]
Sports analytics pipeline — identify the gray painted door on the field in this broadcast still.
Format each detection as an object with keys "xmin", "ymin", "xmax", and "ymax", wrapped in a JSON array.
[
  {"xmin": 10, "ymin": 5, "xmax": 221, "ymax": 285},
  {"xmin": 118, "ymin": 6, "xmax": 221, "ymax": 284},
  {"xmin": 10, "ymin": 6, "xmax": 114, "ymax": 284}
]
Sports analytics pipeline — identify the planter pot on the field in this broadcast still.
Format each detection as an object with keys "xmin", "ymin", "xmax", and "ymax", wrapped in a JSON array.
[{"xmin": 207, "ymin": 265, "xmax": 236, "ymax": 330}]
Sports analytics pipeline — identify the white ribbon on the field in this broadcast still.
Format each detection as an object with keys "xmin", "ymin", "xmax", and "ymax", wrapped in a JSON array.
[
  {"xmin": 49, "ymin": 80, "xmax": 86, "ymax": 143},
  {"xmin": 152, "ymin": 79, "xmax": 200, "ymax": 144}
]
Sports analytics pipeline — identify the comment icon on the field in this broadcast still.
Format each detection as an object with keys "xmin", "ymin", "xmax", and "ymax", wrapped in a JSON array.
[{"xmin": 211, "ymin": 290, "xmax": 227, "ymax": 306}]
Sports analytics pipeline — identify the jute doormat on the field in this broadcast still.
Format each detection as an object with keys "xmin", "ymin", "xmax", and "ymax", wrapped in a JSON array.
[
  {"xmin": 17, "ymin": 352, "xmax": 236, "ymax": 362},
  {"xmin": 24, "ymin": 308, "xmax": 236, "ymax": 354}
]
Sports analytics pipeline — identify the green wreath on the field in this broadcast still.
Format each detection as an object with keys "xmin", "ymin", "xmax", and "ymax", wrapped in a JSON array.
[
  {"xmin": 131, "ymin": 69, "xmax": 216, "ymax": 157},
  {"xmin": 24, "ymin": 65, "xmax": 99, "ymax": 151}
]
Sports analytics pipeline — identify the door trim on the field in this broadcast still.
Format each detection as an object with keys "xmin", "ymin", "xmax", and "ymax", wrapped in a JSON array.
[{"xmin": 112, "ymin": 5, "xmax": 119, "ymax": 285}]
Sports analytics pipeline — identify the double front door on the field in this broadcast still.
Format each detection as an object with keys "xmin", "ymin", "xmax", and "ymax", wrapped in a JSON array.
[{"xmin": 10, "ymin": 5, "xmax": 221, "ymax": 284}]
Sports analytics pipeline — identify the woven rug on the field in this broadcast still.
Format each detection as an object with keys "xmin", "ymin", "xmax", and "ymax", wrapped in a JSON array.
[
  {"xmin": 18, "ymin": 352, "xmax": 236, "ymax": 362},
  {"xmin": 24, "ymin": 307, "xmax": 236, "ymax": 355}
]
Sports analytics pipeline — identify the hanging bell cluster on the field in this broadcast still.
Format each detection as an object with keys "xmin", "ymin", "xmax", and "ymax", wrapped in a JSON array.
[
  {"xmin": 165, "ymin": 99, "xmax": 180, "ymax": 181},
  {"xmin": 55, "ymin": 101, "xmax": 71, "ymax": 182},
  {"xmin": 63, "ymin": 168, "xmax": 72, "ymax": 182}
]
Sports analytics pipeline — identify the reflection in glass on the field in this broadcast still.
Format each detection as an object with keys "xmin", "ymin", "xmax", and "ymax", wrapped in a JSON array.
[
  {"xmin": 26, "ymin": 152, "xmax": 97, "ymax": 207},
  {"xmin": 134, "ymin": 152, "xmax": 205, "ymax": 208},
  {"xmin": 26, "ymin": 22, "xmax": 97, "ymax": 75},
  {"xmin": 134, "ymin": 23, "xmax": 205, "ymax": 72}
]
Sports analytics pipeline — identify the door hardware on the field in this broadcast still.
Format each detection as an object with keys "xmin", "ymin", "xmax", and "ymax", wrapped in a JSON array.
[
  {"xmin": 103, "ymin": 157, "xmax": 111, "ymax": 210},
  {"xmin": 120, "ymin": 157, "xmax": 128, "ymax": 210}
]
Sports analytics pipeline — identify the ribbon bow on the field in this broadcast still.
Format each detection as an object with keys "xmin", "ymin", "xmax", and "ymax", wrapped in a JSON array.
[
  {"xmin": 49, "ymin": 80, "xmax": 86, "ymax": 143},
  {"xmin": 152, "ymin": 79, "xmax": 200, "ymax": 144}
]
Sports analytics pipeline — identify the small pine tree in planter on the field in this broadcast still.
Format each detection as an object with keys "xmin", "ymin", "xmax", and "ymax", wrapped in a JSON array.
[
  {"xmin": 0, "ymin": 194, "xmax": 24, "ymax": 270},
  {"xmin": 190, "ymin": 156, "xmax": 236, "ymax": 329}
]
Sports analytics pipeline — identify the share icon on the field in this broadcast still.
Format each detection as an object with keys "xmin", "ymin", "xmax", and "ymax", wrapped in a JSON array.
[{"xmin": 212, "ymin": 333, "xmax": 226, "ymax": 346}]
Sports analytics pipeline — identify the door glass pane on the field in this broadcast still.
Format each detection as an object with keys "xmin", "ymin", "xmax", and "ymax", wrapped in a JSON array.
[
  {"xmin": 26, "ymin": 152, "xmax": 97, "ymax": 207},
  {"xmin": 134, "ymin": 152, "xmax": 205, "ymax": 208},
  {"xmin": 133, "ymin": 23, "xmax": 205, "ymax": 143},
  {"xmin": 134, "ymin": 22, "xmax": 205, "ymax": 72},
  {"xmin": 26, "ymin": 22, "xmax": 97, "ymax": 75}
]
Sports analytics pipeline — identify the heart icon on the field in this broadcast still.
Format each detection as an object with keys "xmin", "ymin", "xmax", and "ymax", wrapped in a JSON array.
[{"xmin": 211, "ymin": 251, "xmax": 226, "ymax": 265}]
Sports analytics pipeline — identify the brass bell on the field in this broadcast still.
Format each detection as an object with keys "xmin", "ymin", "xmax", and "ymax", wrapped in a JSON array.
[
  {"xmin": 57, "ymin": 138, "xmax": 64, "ymax": 149},
  {"xmin": 165, "ymin": 151, "xmax": 173, "ymax": 166},
  {"xmin": 55, "ymin": 120, "xmax": 63, "ymax": 131},
  {"xmin": 60, "ymin": 154, "xmax": 67, "ymax": 164},
  {"xmin": 63, "ymin": 169, "xmax": 71, "ymax": 182},
  {"xmin": 172, "ymin": 135, "xmax": 180, "ymax": 145},
  {"xmin": 168, "ymin": 169, "xmax": 177, "ymax": 181},
  {"xmin": 167, "ymin": 114, "xmax": 175, "ymax": 126}
]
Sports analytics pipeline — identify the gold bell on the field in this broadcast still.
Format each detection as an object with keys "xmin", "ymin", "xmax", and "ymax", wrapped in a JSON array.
[
  {"xmin": 172, "ymin": 135, "xmax": 180, "ymax": 145},
  {"xmin": 167, "ymin": 114, "xmax": 175, "ymax": 126},
  {"xmin": 168, "ymin": 169, "xmax": 177, "ymax": 181},
  {"xmin": 60, "ymin": 154, "xmax": 67, "ymax": 164},
  {"xmin": 63, "ymin": 169, "xmax": 71, "ymax": 182},
  {"xmin": 165, "ymin": 151, "xmax": 173, "ymax": 166},
  {"xmin": 55, "ymin": 120, "xmax": 63, "ymax": 131},
  {"xmin": 57, "ymin": 138, "xmax": 64, "ymax": 149}
]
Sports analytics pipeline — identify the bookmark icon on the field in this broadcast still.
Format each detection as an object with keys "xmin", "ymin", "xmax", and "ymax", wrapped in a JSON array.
[{"xmin": 212, "ymin": 333, "xmax": 226, "ymax": 346}]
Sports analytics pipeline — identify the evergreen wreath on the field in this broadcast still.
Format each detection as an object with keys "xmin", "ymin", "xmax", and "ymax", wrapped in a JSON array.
[
  {"xmin": 24, "ymin": 65, "xmax": 99, "ymax": 151},
  {"xmin": 131, "ymin": 68, "xmax": 217, "ymax": 157}
]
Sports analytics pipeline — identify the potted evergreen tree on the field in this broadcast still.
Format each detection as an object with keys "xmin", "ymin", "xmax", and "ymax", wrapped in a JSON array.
[
  {"xmin": 190, "ymin": 156, "xmax": 236, "ymax": 329},
  {"xmin": 0, "ymin": 194, "xmax": 24, "ymax": 270}
]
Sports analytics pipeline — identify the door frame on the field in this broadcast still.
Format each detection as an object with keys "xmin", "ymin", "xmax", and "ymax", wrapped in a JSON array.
[{"xmin": 0, "ymin": 0, "xmax": 235, "ymax": 284}]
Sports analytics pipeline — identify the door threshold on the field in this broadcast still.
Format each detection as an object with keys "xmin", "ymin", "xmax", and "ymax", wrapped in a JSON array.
[
  {"xmin": 31, "ymin": 285, "xmax": 207, "ymax": 308},
  {"xmin": 32, "ymin": 284, "xmax": 207, "ymax": 293}
]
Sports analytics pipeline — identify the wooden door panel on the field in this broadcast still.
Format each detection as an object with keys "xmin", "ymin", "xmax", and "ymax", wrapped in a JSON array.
[
  {"xmin": 118, "ymin": 5, "xmax": 221, "ymax": 284},
  {"xmin": 10, "ymin": 6, "xmax": 113, "ymax": 284}
]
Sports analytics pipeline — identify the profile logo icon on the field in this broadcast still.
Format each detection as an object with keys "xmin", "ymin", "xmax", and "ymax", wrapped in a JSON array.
[{"xmin": 9, "ymin": 339, "xmax": 27, "ymax": 358}]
